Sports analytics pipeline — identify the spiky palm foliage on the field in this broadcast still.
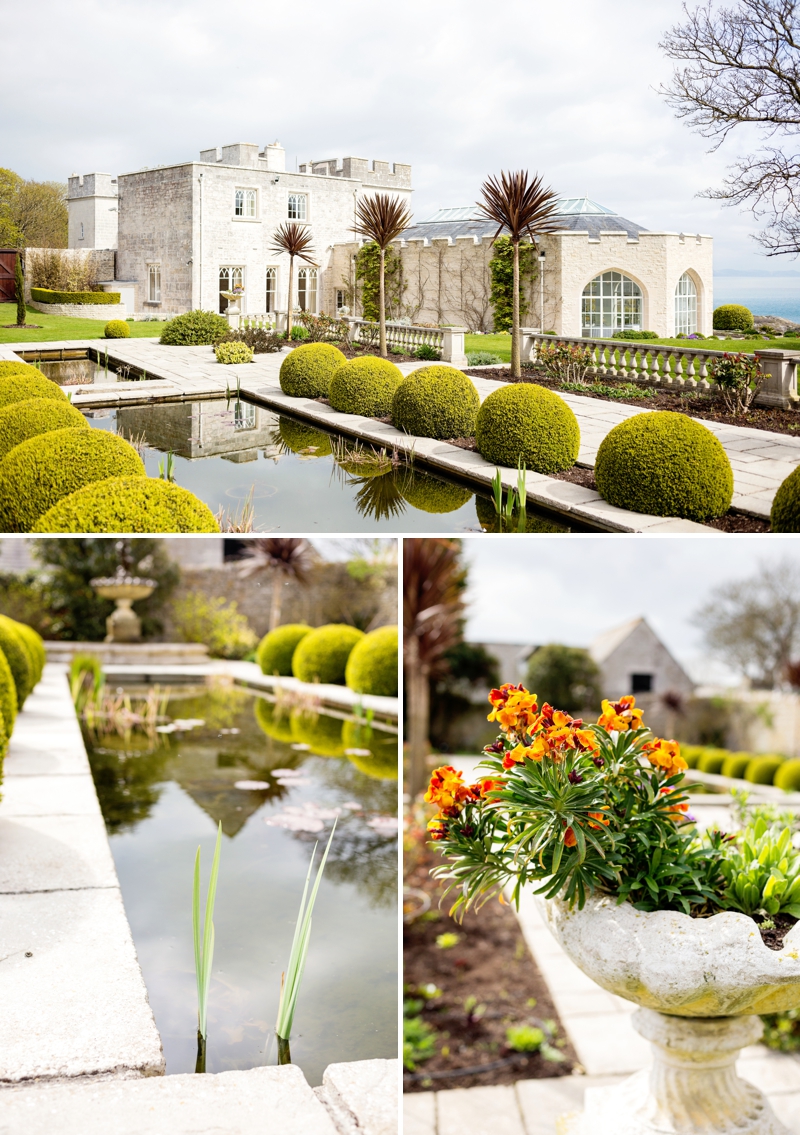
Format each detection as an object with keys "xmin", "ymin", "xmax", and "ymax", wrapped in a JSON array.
[
  {"xmin": 403, "ymin": 539, "xmax": 466, "ymax": 798},
  {"xmin": 238, "ymin": 538, "xmax": 314, "ymax": 629},
  {"xmin": 349, "ymin": 470, "xmax": 409, "ymax": 522},
  {"xmin": 269, "ymin": 223, "xmax": 317, "ymax": 339},
  {"xmin": 477, "ymin": 171, "xmax": 561, "ymax": 377},
  {"xmin": 351, "ymin": 194, "xmax": 413, "ymax": 357}
]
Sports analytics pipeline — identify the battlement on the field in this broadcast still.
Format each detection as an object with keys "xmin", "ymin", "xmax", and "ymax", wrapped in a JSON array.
[
  {"xmin": 299, "ymin": 156, "xmax": 412, "ymax": 188},
  {"xmin": 68, "ymin": 173, "xmax": 118, "ymax": 199}
]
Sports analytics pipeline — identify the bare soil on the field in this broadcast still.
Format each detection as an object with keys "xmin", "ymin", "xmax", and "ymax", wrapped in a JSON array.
[
  {"xmin": 339, "ymin": 342, "xmax": 426, "ymax": 364},
  {"xmin": 2, "ymin": 323, "xmax": 42, "ymax": 329},
  {"xmin": 757, "ymin": 913, "xmax": 798, "ymax": 950}
]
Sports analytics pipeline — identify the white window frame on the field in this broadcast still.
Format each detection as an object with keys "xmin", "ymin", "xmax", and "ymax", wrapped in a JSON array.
[
  {"xmin": 674, "ymin": 272, "xmax": 698, "ymax": 336},
  {"xmin": 581, "ymin": 271, "xmax": 643, "ymax": 339},
  {"xmin": 219, "ymin": 265, "xmax": 245, "ymax": 313},
  {"xmin": 297, "ymin": 266, "xmax": 317, "ymax": 313},
  {"xmin": 147, "ymin": 263, "xmax": 161, "ymax": 304},
  {"xmin": 79, "ymin": 222, "xmax": 84, "ymax": 241},
  {"xmin": 265, "ymin": 266, "xmax": 278, "ymax": 313},
  {"xmin": 234, "ymin": 187, "xmax": 258, "ymax": 220},
  {"xmin": 287, "ymin": 192, "xmax": 308, "ymax": 221}
]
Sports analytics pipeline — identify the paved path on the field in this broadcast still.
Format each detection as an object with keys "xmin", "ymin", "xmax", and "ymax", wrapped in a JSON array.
[{"xmin": 3, "ymin": 337, "xmax": 796, "ymax": 518}]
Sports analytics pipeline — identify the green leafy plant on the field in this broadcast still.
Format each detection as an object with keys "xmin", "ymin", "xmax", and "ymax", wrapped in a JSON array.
[
  {"xmin": 415, "ymin": 343, "xmax": 441, "ymax": 361},
  {"xmin": 720, "ymin": 818, "xmax": 800, "ymax": 918},
  {"xmin": 215, "ymin": 341, "xmax": 253, "ymax": 365},
  {"xmin": 270, "ymin": 222, "xmax": 317, "ymax": 341},
  {"xmin": 221, "ymin": 326, "xmax": 281, "ymax": 353},
  {"xmin": 296, "ymin": 311, "xmax": 350, "ymax": 343},
  {"xmin": 476, "ymin": 383, "xmax": 579, "ymax": 474},
  {"xmin": 355, "ymin": 241, "xmax": 405, "ymax": 324},
  {"xmin": 172, "ymin": 593, "xmax": 257, "ymax": 659},
  {"xmin": 403, "ymin": 1006, "xmax": 437, "ymax": 1071},
  {"xmin": 435, "ymin": 931, "xmax": 460, "ymax": 949},
  {"xmin": 708, "ymin": 353, "xmax": 764, "ymax": 415},
  {"xmin": 160, "ymin": 310, "xmax": 230, "ymax": 346},
  {"xmin": 488, "ymin": 235, "xmax": 537, "ymax": 334},
  {"xmin": 537, "ymin": 341, "xmax": 593, "ymax": 384},
  {"xmin": 713, "ymin": 304, "xmax": 754, "ymax": 332},
  {"xmin": 37, "ymin": 477, "xmax": 220, "ymax": 534},
  {"xmin": 466, "ymin": 351, "xmax": 503, "ymax": 365},
  {"xmin": 30, "ymin": 287, "xmax": 119, "ymax": 305},
  {"xmin": 193, "ymin": 822, "xmax": 222, "ymax": 1072},
  {"xmin": 351, "ymin": 196, "xmax": 413, "ymax": 357},
  {"xmin": 158, "ymin": 451, "xmax": 175, "ymax": 482},
  {"xmin": 69, "ymin": 652, "xmax": 104, "ymax": 709},
  {"xmin": 104, "ymin": 319, "xmax": 130, "ymax": 339},
  {"xmin": 14, "ymin": 253, "xmax": 25, "ymax": 327},
  {"xmin": 761, "ymin": 1008, "xmax": 800, "ymax": 1052}
]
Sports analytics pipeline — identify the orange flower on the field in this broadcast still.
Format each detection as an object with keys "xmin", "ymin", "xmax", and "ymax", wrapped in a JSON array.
[
  {"xmin": 527, "ymin": 723, "xmax": 599, "ymax": 763},
  {"xmin": 427, "ymin": 817, "xmax": 449, "ymax": 840},
  {"xmin": 424, "ymin": 766, "xmax": 477, "ymax": 813},
  {"xmin": 502, "ymin": 743, "xmax": 537, "ymax": 768},
  {"xmin": 597, "ymin": 696, "xmax": 644, "ymax": 732},
  {"xmin": 471, "ymin": 777, "xmax": 505, "ymax": 798},
  {"xmin": 488, "ymin": 686, "xmax": 539, "ymax": 732},
  {"xmin": 659, "ymin": 785, "xmax": 690, "ymax": 822},
  {"xmin": 643, "ymin": 737, "xmax": 687, "ymax": 778},
  {"xmin": 587, "ymin": 811, "xmax": 610, "ymax": 830},
  {"xmin": 563, "ymin": 826, "xmax": 577, "ymax": 847}
]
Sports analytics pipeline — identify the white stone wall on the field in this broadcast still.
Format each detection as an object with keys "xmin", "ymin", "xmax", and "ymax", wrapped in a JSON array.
[
  {"xmin": 67, "ymin": 173, "xmax": 119, "ymax": 250},
  {"xmin": 28, "ymin": 299, "xmax": 126, "ymax": 320},
  {"xmin": 595, "ymin": 621, "xmax": 695, "ymax": 701},
  {"xmin": 116, "ymin": 165, "xmax": 195, "ymax": 315}
]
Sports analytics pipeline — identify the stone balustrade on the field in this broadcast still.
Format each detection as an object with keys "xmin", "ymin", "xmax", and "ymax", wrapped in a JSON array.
[
  {"xmin": 521, "ymin": 330, "xmax": 800, "ymax": 410},
  {"xmin": 346, "ymin": 319, "xmax": 468, "ymax": 364}
]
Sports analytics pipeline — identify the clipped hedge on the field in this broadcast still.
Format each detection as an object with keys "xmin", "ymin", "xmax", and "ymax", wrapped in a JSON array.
[
  {"xmin": 0, "ymin": 361, "xmax": 43, "ymax": 379},
  {"xmin": 720, "ymin": 753, "xmax": 753, "ymax": 780},
  {"xmin": 345, "ymin": 625, "xmax": 398, "ymax": 696},
  {"xmin": 292, "ymin": 623, "xmax": 365, "ymax": 685},
  {"xmin": 713, "ymin": 304, "xmax": 754, "ymax": 332},
  {"xmin": 595, "ymin": 412, "xmax": 733, "ymax": 521},
  {"xmin": 256, "ymin": 624, "xmax": 311, "ymax": 676},
  {"xmin": 290, "ymin": 707, "xmax": 345, "ymax": 757},
  {"xmin": 391, "ymin": 366, "xmax": 479, "ymax": 439},
  {"xmin": 104, "ymin": 320, "xmax": 130, "ymax": 339},
  {"xmin": 0, "ymin": 429, "xmax": 145, "ymax": 532},
  {"xmin": 278, "ymin": 418, "xmax": 333, "ymax": 456},
  {"xmin": 400, "ymin": 471, "xmax": 472, "ymax": 514},
  {"xmin": 14, "ymin": 623, "xmax": 45, "ymax": 685},
  {"xmin": 342, "ymin": 719, "xmax": 398, "ymax": 779},
  {"xmin": 36, "ymin": 476, "xmax": 219, "ymax": 533},
  {"xmin": 31, "ymin": 288, "xmax": 120, "ymax": 305},
  {"xmin": 745, "ymin": 755, "xmax": 784, "ymax": 784},
  {"xmin": 475, "ymin": 383, "xmax": 580, "ymax": 473},
  {"xmin": 0, "ymin": 648, "xmax": 17, "ymax": 738},
  {"xmin": 329, "ymin": 356, "xmax": 404, "ymax": 417},
  {"xmin": 697, "ymin": 751, "xmax": 726, "ymax": 775},
  {"xmin": 0, "ymin": 371, "xmax": 66, "ymax": 409},
  {"xmin": 775, "ymin": 760, "xmax": 800, "ymax": 792},
  {"xmin": 0, "ymin": 616, "xmax": 33, "ymax": 708},
  {"xmin": 253, "ymin": 696, "xmax": 294, "ymax": 743},
  {"xmin": 279, "ymin": 343, "xmax": 346, "ymax": 397},
  {"xmin": 0, "ymin": 397, "xmax": 89, "ymax": 461},
  {"xmin": 215, "ymin": 341, "xmax": 253, "ymax": 364},
  {"xmin": 160, "ymin": 310, "xmax": 230, "ymax": 346},
  {"xmin": 770, "ymin": 466, "xmax": 800, "ymax": 532}
]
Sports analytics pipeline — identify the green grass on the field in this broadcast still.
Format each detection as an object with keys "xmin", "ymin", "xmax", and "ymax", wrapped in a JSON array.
[
  {"xmin": 465, "ymin": 333, "xmax": 512, "ymax": 361},
  {"xmin": 0, "ymin": 303, "xmax": 169, "ymax": 344},
  {"xmin": 465, "ymin": 331, "xmax": 800, "ymax": 363}
]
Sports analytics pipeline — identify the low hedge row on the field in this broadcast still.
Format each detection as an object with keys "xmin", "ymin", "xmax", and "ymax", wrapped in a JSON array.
[
  {"xmin": 0, "ymin": 616, "xmax": 46, "ymax": 792},
  {"xmin": 252, "ymin": 698, "xmax": 397, "ymax": 778},
  {"xmin": 31, "ymin": 288, "xmax": 120, "ymax": 305},
  {"xmin": 682, "ymin": 744, "xmax": 800, "ymax": 788}
]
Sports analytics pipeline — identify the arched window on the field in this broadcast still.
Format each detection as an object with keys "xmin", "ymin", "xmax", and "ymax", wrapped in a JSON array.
[
  {"xmin": 675, "ymin": 273, "xmax": 697, "ymax": 335},
  {"xmin": 297, "ymin": 267, "xmax": 317, "ymax": 313},
  {"xmin": 219, "ymin": 266, "xmax": 244, "ymax": 313},
  {"xmin": 265, "ymin": 266, "xmax": 277, "ymax": 312},
  {"xmin": 582, "ymin": 271, "xmax": 642, "ymax": 338}
]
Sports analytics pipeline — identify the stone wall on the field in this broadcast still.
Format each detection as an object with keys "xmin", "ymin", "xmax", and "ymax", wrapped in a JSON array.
[
  {"xmin": 116, "ymin": 165, "xmax": 194, "ymax": 314},
  {"xmin": 23, "ymin": 248, "xmax": 116, "ymax": 299},
  {"xmin": 28, "ymin": 300, "xmax": 126, "ymax": 320},
  {"xmin": 67, "ymin": 173, "xmax": 119, "ymax": 250}
]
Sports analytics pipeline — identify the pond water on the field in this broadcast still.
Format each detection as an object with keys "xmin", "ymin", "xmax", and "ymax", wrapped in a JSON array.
[
  {"xmin": 83, "ymin": 398, "xmax": 592, "ymax": 533},
  {"xmin": 82, "ymin": 682, "xmax": 398, "ymax": 1085},
  {"xmin": 22, "ymin": 349, "xmax": 153, "ymax": 385}
]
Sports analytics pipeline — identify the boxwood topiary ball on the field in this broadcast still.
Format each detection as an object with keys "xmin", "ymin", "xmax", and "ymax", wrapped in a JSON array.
[
  {"xmin": 697, "ymin": 751, "xmax": 726, "ymax": 775},
  {"xmin": 290, "ymin": 707, "xmax": 345, "ymax": 757},
  {"xmin": 253, "ymin": 696, "xmax": 294, "ymax": 743},
  {"xmin": 475, "ymin": 383, "xmax": 580, "ymax": 473},
  {"xmin": 279, "ymin": 343, "xmax": 346, "ymax": 397},
  {"xmin": 104, "ymin": 320, "xmax": 130, "ymax": 339},
  {"xmin": 329, "ymin": 357, "xmax": 404, "ymax": 416},
  {"xmin": 770, "ymin": 466, "xmax": 800, "ymax": 532},
  {"xmin": 0, "ymin": 371, "xmax": 67, "ymax": 408},
  {"xmin": 0, "ymin": 429, "xmax": 145, "ymax": 532},
  {"xmin": 0, "ymin": 616, "xmax": 33, "ymax": 708},
  {"xmin": 278, "ymin": 418, "xmax": 333, "ymax": 456},
  {"xmin": 391, "ymin": 366, "xmax": 480, "ymax": 439},
  {"xmin": 0, "ymin": 398, "xmax": 89, "ymax": 461},
  {"xmin": 594, "ymin": 412, "xmax": 733, "ymax": 521},
  {"xmin": 0, "ymin": 648, "xmax": 17, "ymax": 738},
  {"xmin": 341, "ymin": 720, "xmax": 398, "ymax": 779},
  {"xmin": 292, "ymin": 623, "xmax": 365, "ymax": 685},
  {"xmin": 775, "ymin": 760, "xmax": 800, "ymax": 791},
  {"xmin": 713, "ymin": 304, "xmax": 754, "ymax": 332},
  {"xmin": 0, "ymin": 361, "xmax": 45, "ymax": 379},
  {"xmin": 13, "ymin": 622, "xmax": 45, "ymax": 685},
  {"xmin": 744, "ymin": 755, "xmax": 783, "ymax": 784},
  {"xmin": 345, "ymin": 625, "xmax": 398, "ymax": 696},
  {"xmin": 35, "ymin": 476, "xmax": 219, "ymax": 533},
  {"xmin": 400, "ymin": 471, "xmax": 472, "ymax": 514},
  {"xmin": 720, "ymin": 753, "xmax": 752, "ymax": 780},
  {"xmin": 256, "ymin": 624, "xmax": 311, "ymax": 676}
]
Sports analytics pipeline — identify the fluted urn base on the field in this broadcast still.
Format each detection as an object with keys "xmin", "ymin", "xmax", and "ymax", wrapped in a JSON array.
[{"xmin": 560, "ymin": 1009, "xmax": 789, "ymax": 1135}]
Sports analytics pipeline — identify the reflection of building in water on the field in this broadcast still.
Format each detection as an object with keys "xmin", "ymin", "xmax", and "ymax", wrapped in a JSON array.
[{"xmin": 116, "ymin": 399, "xmax": 278, "ymax": 460}]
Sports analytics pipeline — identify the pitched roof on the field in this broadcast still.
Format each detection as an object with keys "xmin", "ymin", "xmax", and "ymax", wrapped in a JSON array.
[{"xmin": 589, "ymin": 617, "xmax": 647, "ymax": 664}]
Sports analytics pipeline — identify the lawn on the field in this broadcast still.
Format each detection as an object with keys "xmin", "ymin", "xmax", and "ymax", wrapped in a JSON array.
[
  {"xmin": 465, "ymin": 331, "xmax": 800, "ymax": 363},
  {"xmin": 0, "ymin": 303, "xmax": 169, "ymax": 344}
]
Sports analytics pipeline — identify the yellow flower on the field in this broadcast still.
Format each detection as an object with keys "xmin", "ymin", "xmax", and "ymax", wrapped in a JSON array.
[
  {"xmin": 643, "ymin": 737, "xmax": 687, "ymax": 778},
  {"xmin": 597, "ymin": 696, "xmax": 644, "ymax": 732}
]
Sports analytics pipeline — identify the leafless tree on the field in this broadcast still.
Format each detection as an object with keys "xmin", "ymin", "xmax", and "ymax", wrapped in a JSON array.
[
  {"xmin": 696, "ymin": 557, "xmax": 800, "ymax": 686},
  {"xmin": 269, "ymin": 223, "xmax": 316, "ymax": 338},
  {"xmin": 351, "ymin": 194, "xmax": 413, "ymax": 356},
  {"xmin": 238, "ymin": 538, "xmax": 315, "ymax": 630},
  {"xmin": 660, "ymin": 0, "xmax": 800, "ymax": 256}
]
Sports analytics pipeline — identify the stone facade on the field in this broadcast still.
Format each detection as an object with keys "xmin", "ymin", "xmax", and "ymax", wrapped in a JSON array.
[
  {"xmin": 67, "ymin": 173, "xmax": 119, "ymax": 250},
  {"xmin": 589, "ymin": 616, "xmax": 695, "ymax": 701},
  {"xmin": 116, "ymin": 400, "xmax": 280, "ymax": 461}
]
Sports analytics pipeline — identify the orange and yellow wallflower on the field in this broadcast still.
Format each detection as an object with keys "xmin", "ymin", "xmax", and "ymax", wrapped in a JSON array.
[
  {"xmin": 597, "ymin": 696, "xmax": 644, "ymax": 732},
  {"xmin": 642, "ymin": 737, "xmax": 687, "ymax": 778}
]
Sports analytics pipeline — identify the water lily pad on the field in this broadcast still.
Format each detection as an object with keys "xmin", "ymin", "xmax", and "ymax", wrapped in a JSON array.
[{"xmin": 234, "ymin": 780, "xmax": 270, "ymax": 791}]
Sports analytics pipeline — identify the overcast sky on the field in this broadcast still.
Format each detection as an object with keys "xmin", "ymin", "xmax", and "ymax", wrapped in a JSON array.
[
  {"xmin": 461, "ymin": 535, "xmax": 800, "ymax": 684},
  {"xmin": 1, "ymin": 0, "xmax": 791, "ymax": 271}
]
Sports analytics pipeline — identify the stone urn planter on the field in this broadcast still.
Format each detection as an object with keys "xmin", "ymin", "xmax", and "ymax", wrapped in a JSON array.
[
  {"xmin": 91, "ymin": 567, "xmax": 156, "ymax": 642},
  {"xmin": 539, "ymin": 894, "xmax": 800, "ymax": 1134}
]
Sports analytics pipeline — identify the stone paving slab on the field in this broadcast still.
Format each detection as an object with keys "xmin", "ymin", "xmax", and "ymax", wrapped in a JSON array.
[
  {"xmin": 0, "ymin": 771, "xmax": 102, "ymax": 817},
  {"xmin": 0, "ymin": 814, "xmax": 117, "ymax": 893},
  {"xmin": 317, "ymin": 1059, "xmax": 400, "ymax": 1135}
]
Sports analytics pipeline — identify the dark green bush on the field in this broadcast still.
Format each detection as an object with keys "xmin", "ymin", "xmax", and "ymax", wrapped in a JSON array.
[
  {"xmin": 0, "ymin": 648, "xmax": 17, "ymax": 738},
  {"xmin": 0, "ymin": 429, "xmax": 145, "ymax": 533},
  {"xmin": 30, "ymin": 288, "xmax": 120, "ymax": 305},
  {"xmin": 329, "ymin": 356, "xmax": 404, "ymax": 416},
  {"xmin": 279, "ymin": 343, "xmax": 346, "ymax": 397},
  {"xmin": 291, "ymin": 707, "xmax": 345, "ymax": 757},
  {"xmin": 697, "ymin": 751, "xmax": 726, "ymax": 775},
  {"xmin": 36, "ymin": 476, "xmax": 219, "ymax": 533},
  {"xmin": 391, "ymin": 366, "xmax": 479, "ymax": 439},
  {"xmin": 774, "ymin": 760, "xmax": 800, "ymax": 791},
  {"xmin": 0, "ymin": 371, "xmax": 67, "ymax": 408},
  {"xmin": 475, "ymin": 496, "xmax": 568, "ymax": 533},
  {"xmin": 0, "ymin": 616, "xmax": 33, "ymax": 708},
  {"xmin": 713, "ymin": 304, "xmax": 754, "ymax": 331},
  {"xmin": 253, "ymin": 696, "xmax": 294, "ymax": 742},
  {"xmin": 400, "ymin": 471, "xmax": 472, "ymax": 513},
  {"xmin": 0, "ymin": 398, "xmax": 89, "ymax": 461},
  {"xmin": 256, "ymin": 624, "xmax": 311, "ymax": 676},
  {"xmin": 745, "ymin": 756, "xmax": 783, "ymax": 784},
  {"xmin": 475, "ymin": 383, "xmax": 580, "ymax": 473},
  {"xmin": 159, "ymin": 310, "xmax": 230, "ymax": 346},
  {"xmin": 345, "ymin": 625, "xmax": 398, "ymax": 696},
  {"xmin": 415, "ymin": 344, "xmax": 441, "ymax": 361},
  {"xmin": 594, "ymin": 412, "xmax": 733, "ymax": 521},
  {"xmin": 611, "ymin": 330, "xmax": 659, "ymax": 340},
  {"xmin": 721, "ymin": 753, "xmax": 753, "ymax": 779},
  {"xmin": 221, "ymin": 327, "xmax": 281, "ymax": 353},
  {"xmin": 769, "ymin": 466, "xmax": 800, "ymax": 532},
  {"xmin": 104, "ymin": 320, "xmax": 130, "ymax": 339},
  {"xmin": 278, "ymin": 418, "xmax": 333, "ymax": 456},
  {"xmin": 292, "ymin": 623, "xmax": 365, "ymax": 685},
  {"xmin": 342, "ymin": 720, "xmax": 398, "ymax": 779}
]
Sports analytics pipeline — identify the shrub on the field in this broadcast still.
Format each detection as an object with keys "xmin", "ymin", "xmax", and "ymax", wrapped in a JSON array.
[
  {"xmin": 721, "ymin": 753, "xmax": 753, "ymax": 779},
  {"xmin": 0, "ymin": 429, "xmax": 145, "ymax": 533},
  {"xmin": 537, "ymin": 342, "xmax": 593, "ymax": 385},
  {"xmin": 475, "ymin": 383, "xmax": 580, "ymax": 473},
  {"xmin": 708, "ymin": 353, "xmax": 764, "ymax": 415},
  {"xmin": 400, "ymin": 471, "xmax": 473, "ymax": 513},
  {"xmin": 0, "ymin": 371, "xmax": 67, "ymax": 408},
  {"xmin": 745, "ymin": 755, "xmax": 784, "ymax": 785},
  {"xmin": 0, "ymin": 647, "xmax": 17, "ymax": 737},
  {"xmin": 345, "ymin": 625, "xmax": 398, "ymax": 696},
  {"xmin": 775, "ymin": 760, "xmax": 800, "ymax": 791},
  {"xmin": 594, "ymin": 412, "xmax": 733, "ymax": 521},
  {"xmin": 697, "ymin": 751, "xmax": 726, "ymax": 775},
  {"xmin": 0, "ymin": 361, "xmax": 43, "ymax": 379},
  {"xmin": 391, "ymin": 366, "xmax": 479, "ymax": 439},
  {"xmin": 104, "ymin": 320, "xmax": 130, "ymax": 339},
  {"xmin": 290, "ymin": 325, "xmax": 309, "ymax": 341},
  {"xmin": 159, "ymin": 310, "xmax": 230, "ymax": 346},
  {"xmin": 36, "ymin": 476, "xmax": 220, "ymax": 533},
  {"xmin": 769, "ymin": 466, "xmax": 800, "ymax": 532},
  {"xmin": 290, "ymin": 708, "xmax": 345, "ymax": 757},
  {"xmin": 215, "ymin": 341, "xmax": 254, "ymax": 364},
  {"xmin": 0, "ymin": 616, "xmax": 33, "ymax": 708},
  {"xmin": 221, "ymin": 327, "xmax": 281, "ymax": 353},
  {"xmin": 0, "ymin": 398, "xmax": 88, "ymax": 461},
  {"xmin": 278, "ymin": 419, "xmax": 333, "ymax": 456},
  {"xmin": 329, "ymin": 357, "xmax": 404, "ymax": 416},
  {"xmin": 415, "ymin": 344, "xmax": 441, "ymax": 361},
  {"xmin": 279, "ymin": 343, "xmax": 346, "ymax": 397},
  {"xmin": 172, "ymin": 593, "xmax": 257, "ymax": 659},
  {"xmin": 292, "ymin": 623, "xmax": 365, "ymax": 685},
  {"xmin": 253, "ymin": 696, "xmax": 294, "ymax": 742},
  {"xmin": 69, "ymin": 652, "xmax": 103, "ymax": 707},
  {"xmin": 681, "ymin": 746, "xmax": 703, "ymax": 769},
  {"xmin": 256, "ymin": 624, "xmax": 311, "ymax": 676},
  {"xmin": 296, "ymin": 311, "xmax": 349, "ymax": 343},
  {"xmin": 14, "ymin": 622, "xmax": 45, "ymax": 685},
  {"xmin": 713, "ymin": 304, "xmax": 754, "ymax": 332},
  {"xmin": 611, "ymin": 330, "xmax": 659, "ymax": 340},
  {"xmin": 30, "ymin": 288, "xmax": 120, "ymax": 305},
  {"xmin": 342, "ymin": 720, "xmax": 398, "ymax": 779},
  {"xmin": 465, "ymin": 351, "xmax": 503, "ymax": 365}
]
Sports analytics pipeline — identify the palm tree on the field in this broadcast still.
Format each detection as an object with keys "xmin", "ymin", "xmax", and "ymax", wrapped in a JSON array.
[
  {"xmin": 403, "ymin": 539, "xmax": 466, "ymax": 799},
  {"xmin": 269, "ymin": 223, "xmax": 317, "ymax": 341},
  {"xmin": 477, "ymin": 171, "xmax": 561, "ymax": 378},
  {"xmin": 238, "ymin": 538, "xmax": 314, "ymax": 630},
  {"xmin": 351, "ymin": 193, "xmax": 413, "ymax": 358}
]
